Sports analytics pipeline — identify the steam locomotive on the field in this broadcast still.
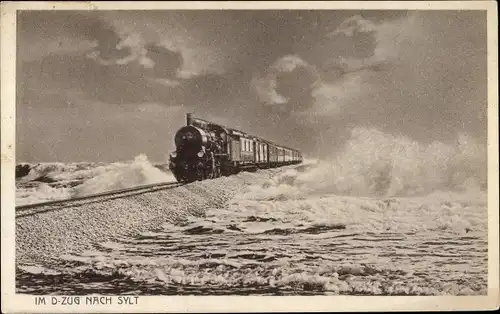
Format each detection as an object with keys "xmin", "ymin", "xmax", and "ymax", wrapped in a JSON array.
[{"xmin": 168, "ymin": 113, "xmax": 303, "ymax": 183}]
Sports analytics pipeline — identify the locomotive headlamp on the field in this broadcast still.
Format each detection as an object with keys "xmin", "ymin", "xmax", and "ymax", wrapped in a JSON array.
[
  {"xmin": 197, "ymin": 151, "xmax": 205, "ymax": 158},
  {"xmin": 183, "ymin": 132, "xmax": 194, "ymax": 140}
]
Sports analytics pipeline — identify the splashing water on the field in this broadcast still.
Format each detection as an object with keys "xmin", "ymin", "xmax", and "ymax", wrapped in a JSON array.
[
  {"xmin": 16, "ymin": 154, "xmax": 175, "ymax": 205},
  {"xmin": 288, "ymin": 128, "xmax": 486, "ymax": 198},
  {"xmin": 73, "ymin": 154, "xmax": 174, "ymax": 196}
]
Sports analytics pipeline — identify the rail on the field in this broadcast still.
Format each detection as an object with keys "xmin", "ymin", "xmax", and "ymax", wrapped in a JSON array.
[{"xmin": 16, "ymin": 181, "xmax": 185, "ymax": 218}]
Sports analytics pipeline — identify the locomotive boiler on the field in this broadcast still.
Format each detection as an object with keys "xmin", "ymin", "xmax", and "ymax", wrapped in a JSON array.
[{"xmin": 169, "ymin": 113, "xmax": 302, "ymax": 183}]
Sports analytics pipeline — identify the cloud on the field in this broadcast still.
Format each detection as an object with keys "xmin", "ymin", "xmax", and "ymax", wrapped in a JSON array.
[
  {"xmin": 251, "ymin": 55, "xmax": 320, "ymax": 111},
  {"xmin": 328, "ymin": 14, "xmax": 380, "ymax": 37},
  {"xmin": 300, "ymin": 13, "xmax": 420, "ymax": 121},
  {"xmin": 18, "ymin": 11, "xmax": 189, "ymax": 85},
  {"xmin": 87, "ymin": 31, "xmax": 145, "ymax": 66},
  {"xmin": 251, "ymin": 76, "xmax": 289, "ymax": 105},
  {"xmin": 87, "ymin": 32, "xmax": 186, "ymax": 80},
  {"xmin": 250, "ymin": 13, "xmax": 411, "ymax": 114},
  {"xmin": 18, "ymin": 11, "xmax": 127, "ymax": 62},
  {"xmin": 272, "ymin": 55, "xmax": 312, "ymax": 73},
  {"xmin": 310, "ymin": 73, "xmax": 368, "ymax": 117},
  {"xmin": 145, "ymin": 43, "xmax": 183, "ymax": 77},
  {"xmin": 324, "ymin": 13, "xmax": 421, "ymax": 76},
  {"xmin": 17, "ymin": 12, "xmax": 192, "ymax": 111},
  {"xmin": 315, "ymin": 11, "xmax": 486, "ymax": 144}
]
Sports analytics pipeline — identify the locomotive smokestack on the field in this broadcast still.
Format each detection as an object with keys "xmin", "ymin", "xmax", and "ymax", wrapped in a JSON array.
[{"xmin": 186, "ymin": 113, "xmax": 193, "ymax": 126}]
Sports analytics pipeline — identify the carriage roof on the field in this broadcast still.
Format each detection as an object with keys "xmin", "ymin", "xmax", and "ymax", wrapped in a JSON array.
[{"xmin": 189, "ymin": 114, "xmax": 301, "ymax": 153}]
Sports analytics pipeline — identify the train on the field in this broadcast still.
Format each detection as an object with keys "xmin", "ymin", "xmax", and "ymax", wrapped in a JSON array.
[{"xmin": 168, "ymin": 113, "xmax": 303, "ymax": 183}]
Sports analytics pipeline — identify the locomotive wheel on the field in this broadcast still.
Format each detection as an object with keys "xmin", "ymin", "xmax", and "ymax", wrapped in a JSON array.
[
  {"xmin": 173, "ymin": 173, "xmax": 183, "ymax": 183},
  {"xmin": 214, "ymin": 165, "xmax": 221, "ymax": 178},
  {"xmin": 221, "ymin": 168, "xmax": 230, "ymax": 176}
]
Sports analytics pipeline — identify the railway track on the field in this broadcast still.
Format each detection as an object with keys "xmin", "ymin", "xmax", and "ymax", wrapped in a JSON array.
[{"xmin": 16, "ymin": 181, "xmax": 184, "ymax": 218}]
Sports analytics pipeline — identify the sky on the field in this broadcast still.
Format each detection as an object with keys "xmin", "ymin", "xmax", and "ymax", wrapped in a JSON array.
[{"xmin": 16, "ymin": 10, "xmax": 487, "ymax": 162}]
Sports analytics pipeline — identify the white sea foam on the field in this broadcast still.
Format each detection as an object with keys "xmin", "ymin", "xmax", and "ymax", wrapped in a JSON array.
[
  {"xmin": 73, "ymin": 154, "xmax": 175, "ymax": 196},
  {"xmin": 16, "ymin": 154, "xmax": 174, "ymax": 205},
  {"xmin": 266, "ymin": 128, "xmax": 486, "ymax": 198}
]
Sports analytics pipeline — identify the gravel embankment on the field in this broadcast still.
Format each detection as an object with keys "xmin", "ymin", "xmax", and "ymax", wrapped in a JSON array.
[{"xmin": 16, "ymin": 170, "xmax": 278, "ymax": 265}]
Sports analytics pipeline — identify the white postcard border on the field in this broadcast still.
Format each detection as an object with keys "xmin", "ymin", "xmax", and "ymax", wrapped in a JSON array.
[{"xmin": 1, "ymin": 1, "xmax": 498, "ymax": 313}]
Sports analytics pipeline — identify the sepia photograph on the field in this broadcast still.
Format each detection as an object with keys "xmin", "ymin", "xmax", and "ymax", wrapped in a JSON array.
[{"xmin": 1, "ymin": 1, "xmax": 498, "ymax": 313}]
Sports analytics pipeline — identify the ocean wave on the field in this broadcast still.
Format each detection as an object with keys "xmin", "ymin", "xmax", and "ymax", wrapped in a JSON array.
[
  {"xmin": 73, "ymin": 154, "xmax": 175, "ymax": 197},
  {"xmin": 16, "ymin": 154, "xmax": 174, "ymax": 205},
  {"xmin": 258, "ymin": 128, "xmax": 486, "ymax": 198}
]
